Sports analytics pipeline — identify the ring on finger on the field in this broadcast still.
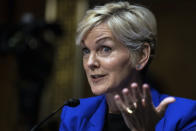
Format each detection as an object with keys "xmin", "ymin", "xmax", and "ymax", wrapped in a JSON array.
[
  {"xmin": 126, "ymin": 107, "xmax": 133, "ymax": 114},
  {"xmin": 126, "ymin": 102, "xmax": 137, "ymax": 114}
]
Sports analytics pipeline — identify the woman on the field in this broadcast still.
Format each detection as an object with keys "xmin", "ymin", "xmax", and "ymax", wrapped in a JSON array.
[{"xmin": 60, "ymin": 2, "xmax": 196, "ymax": 131}]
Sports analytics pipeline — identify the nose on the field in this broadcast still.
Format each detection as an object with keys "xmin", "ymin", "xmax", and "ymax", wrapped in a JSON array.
[{"xmin": 87, "ymin": 53, "xmax": 99, "ymax": 70}]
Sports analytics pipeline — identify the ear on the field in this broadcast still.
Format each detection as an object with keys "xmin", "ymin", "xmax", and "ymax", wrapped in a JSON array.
[{"xmin": 136, "ymin": 43, "xmax": 151, "ymax": 71}]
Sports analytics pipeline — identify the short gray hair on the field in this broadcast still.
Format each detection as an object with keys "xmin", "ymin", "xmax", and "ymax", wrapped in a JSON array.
[{"xmin": 76, "ymin": 2, "xmax": 157, "ymax": 63}]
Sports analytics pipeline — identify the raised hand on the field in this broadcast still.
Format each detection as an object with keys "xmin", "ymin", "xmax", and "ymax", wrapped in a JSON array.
[{"xmin": 114, "ymin": 83, "xmax": 176, "ymax": 131}]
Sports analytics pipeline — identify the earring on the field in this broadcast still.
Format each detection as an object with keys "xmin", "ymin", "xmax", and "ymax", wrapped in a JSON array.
[{"xmin": 136, "ymin": 65, "xmax": 141, "ymax": 70}]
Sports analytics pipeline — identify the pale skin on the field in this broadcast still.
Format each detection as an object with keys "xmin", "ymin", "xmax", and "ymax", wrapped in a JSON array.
[{"xmin": 81, "ymin": 23, "xmax": 176, "ymax": 131}]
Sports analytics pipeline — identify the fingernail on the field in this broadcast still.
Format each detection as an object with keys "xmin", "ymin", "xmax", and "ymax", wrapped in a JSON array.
[
  {"xmin": 131, "ymin": 82, "xmax": 137, "ymax": 87},
  {"xmin": 114, "ymin": 94, "xmax": 120, "ymax": 100},
  {"xmin": 122, "ymin": 88, "xmax": 128, "ymax": 93},
  {"xmin": 143, "ymin": 83, "xmax": 149, "ymax": 88}
]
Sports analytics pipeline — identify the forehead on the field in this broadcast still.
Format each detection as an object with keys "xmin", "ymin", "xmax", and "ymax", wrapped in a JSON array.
[
  {"xmin": 89, "ymin": 23, "xmax": 111, "ymax": 35},
  {"xmin": 82, "ymin": 23, "xmax": 114, "ymax": 44}
]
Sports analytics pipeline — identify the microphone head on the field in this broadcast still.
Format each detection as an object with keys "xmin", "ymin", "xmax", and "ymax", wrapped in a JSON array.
[{"xmin": 66, "ymin": 98, "xmax": 80, "ymax": 107}]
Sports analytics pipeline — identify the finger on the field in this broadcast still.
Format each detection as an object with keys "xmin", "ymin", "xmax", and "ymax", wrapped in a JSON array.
[
  {"xmin": 122, "ymin": 88, "xmax": 133, "ymax": 107},
  {"xmin": 156, "ymin": 97, "xmax": 176, "ymax": 117},
  {"xmin": 142, "ymin": 84, "xmax": 153, "ymax": 107},
  {"xmin": 114, "ymin": 94, "xmax": 135, "ymax": 129},
  {"xmin": 130, "ymin": 83, "xmax": 142, "ymax": 108},
  {"xmin": 114, "ymin": 94, "xmax": 127, "ymax": 112}
]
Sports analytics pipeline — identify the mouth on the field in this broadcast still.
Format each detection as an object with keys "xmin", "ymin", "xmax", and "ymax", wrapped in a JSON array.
[{"xmin": 90, "ymin": 74, "xmax": 107, "ymax": 82}]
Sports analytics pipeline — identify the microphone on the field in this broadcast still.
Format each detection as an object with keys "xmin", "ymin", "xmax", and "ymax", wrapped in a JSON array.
[{"xmin": 30, "ymin": 98, "xmax": 80, "ymax": 131}]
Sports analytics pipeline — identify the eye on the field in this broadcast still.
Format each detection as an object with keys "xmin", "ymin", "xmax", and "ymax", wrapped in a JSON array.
[
  {"xmin": 100, "ymin": 46, "xmax": 112, "ymax": 53},
  {"xmin": 98, "ymin": 46, "xmax": 112, "ymax": 56},
  {"xmin": 81, "ymin": 47, "xmax": 90, "ymax": 55}
]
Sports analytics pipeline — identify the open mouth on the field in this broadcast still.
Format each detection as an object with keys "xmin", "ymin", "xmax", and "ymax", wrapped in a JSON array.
[
  {"xmin": 90, "ymin": 74, "xmax": 107, "ymax": 83},
  {"xmin": 91, "ymin": 74, "xmax": 106, "ymax": 79}
]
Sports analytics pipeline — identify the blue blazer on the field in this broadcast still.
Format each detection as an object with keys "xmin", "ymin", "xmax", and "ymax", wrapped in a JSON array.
[{"xmin": 59, "ymin": 88, "xmax": 196, "ymax": 131}]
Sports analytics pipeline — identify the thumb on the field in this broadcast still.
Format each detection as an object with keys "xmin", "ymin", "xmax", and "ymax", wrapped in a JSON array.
[{"xmin": 156, "ymin": 97, "xmax": 176, "ymax": 117}]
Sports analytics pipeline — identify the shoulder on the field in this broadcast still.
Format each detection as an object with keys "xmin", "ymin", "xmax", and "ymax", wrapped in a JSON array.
[
  {"xmin": 166, "ymin": 96, "xmax": 196, "ymax": 114},
  {"xmin": 161, "ymin": 95, "xmax": 196, "ymax": 119},
  {"xmin": 158, "ymin": 94, "xmax": 196, "ymax": 130},
  {"xmin": 165, "ymin": 96, "xmax": 196, "ymax": 121}
]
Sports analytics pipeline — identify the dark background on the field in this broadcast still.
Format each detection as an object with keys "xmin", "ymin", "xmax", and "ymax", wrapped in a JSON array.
[{"xmin": 0, "ymin": 0, "xmax": 196, "ymax": 130}]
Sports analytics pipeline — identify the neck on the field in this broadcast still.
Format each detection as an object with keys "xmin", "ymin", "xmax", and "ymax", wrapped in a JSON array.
[{"xmin": 105, "ymin": 71, "xmax": 143, "ymax": 114}]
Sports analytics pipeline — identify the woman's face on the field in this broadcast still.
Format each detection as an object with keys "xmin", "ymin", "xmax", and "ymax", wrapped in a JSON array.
[{"xmin": 81, "ymin": 23, "xmax": 134, "ymax": 95}]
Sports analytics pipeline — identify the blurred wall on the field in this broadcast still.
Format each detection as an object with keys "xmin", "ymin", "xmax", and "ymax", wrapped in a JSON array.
[
  {"xmin": 0, "ymin": 0, "xmax": 45, "ymax": 24},
  {"xmin": 0, "ymin": 0, "xmax": 46, "ymax": 130},
  {"xmin": 0, "ymin": 0, "xmax": 196, "ymax": 131},
  {"xmin": 150, "ymin": 0, "xmax": 196, "ymax": 99},
  {"xmin": 0, "ymin": 56, "xmax": 18, "ymax": 131}
]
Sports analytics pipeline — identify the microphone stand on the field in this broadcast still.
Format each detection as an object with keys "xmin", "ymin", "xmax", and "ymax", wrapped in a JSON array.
[{"xmin": 30, "ymin": 98, "xmax": 80, "ymax": 131}]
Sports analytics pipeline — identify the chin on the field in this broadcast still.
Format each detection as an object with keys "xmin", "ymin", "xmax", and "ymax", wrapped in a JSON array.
[
  {"xmin": 91, "ymin": 89, "xmax": 104, "ymax": 95},
  {"xmin": 91, "ymin": 86, "xmax": 107, "ymax": 95}
]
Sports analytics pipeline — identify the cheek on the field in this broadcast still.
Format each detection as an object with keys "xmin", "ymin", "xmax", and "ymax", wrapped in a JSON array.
[
  {"xmin": 104, "ymin": 55, "xmax": 133, "ymax": 86},
  {"xmin": 103, "ymin": 55, "xmax": 132, "ymax": 72},
  {"xmin": 82, "ymin": 58, "xmax": 88, "ymax": 71}
]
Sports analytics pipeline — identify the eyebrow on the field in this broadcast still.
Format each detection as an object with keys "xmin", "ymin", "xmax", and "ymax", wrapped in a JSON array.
[
  {"xmin": 81, "ymin": 37, "xmax": 112, "ymax": 47},
  {"xmin": 95, "ymin": 37, "xmax": 112, "ymax": 45}
]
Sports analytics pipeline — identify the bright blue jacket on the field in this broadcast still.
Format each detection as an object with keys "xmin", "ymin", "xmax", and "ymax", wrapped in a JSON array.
[{"xmin": 59, "ymin": 88, "xmax": 196, "ymax": 131}]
